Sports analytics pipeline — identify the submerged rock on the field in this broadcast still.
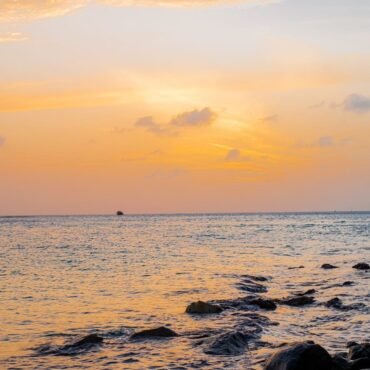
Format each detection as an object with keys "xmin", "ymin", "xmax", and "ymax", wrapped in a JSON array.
[
  {"xmin": 185, "ymin": 301, "xmax": 223, "ymax": 314},
  {"xmin": 295, "ymin": 289, "xmax": 316, "ymax": 296},
  {"xmin": 279, "ymin": 296, "xmax": 315, "ymax": 307},
  {"xmin": 249, "ymin": 298, "xmax": 277, "ymax": 311},
  {"xmin": 264, "ymin": 341, "xmax": 334, "ymax": 370},
  {"xmin": 131, "ymin": 326, "xmax": 178, "ymax": 340},
  {"xmin": 37, "ymin": 334, "xmax": 103, "ymax": 356},
  {"xmin": 322, "ymin": 264, "xmax": 339, "ymax": 269},
  {"xmin": 325, "ymin": 298, "xmax": 366, "ymax": 311},
  {"xmin": 204, "ymin": 331, "xmax": 252, "ymax": 356},
  {"xmin": 352, "ymin": 263, "xmax": 370, "ymax": 270}
]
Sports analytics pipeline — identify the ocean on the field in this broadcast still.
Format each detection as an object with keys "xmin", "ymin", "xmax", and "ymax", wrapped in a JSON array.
[{"xmin": 1, "ymin": 213, "xmax": 369, "ymax": 369}]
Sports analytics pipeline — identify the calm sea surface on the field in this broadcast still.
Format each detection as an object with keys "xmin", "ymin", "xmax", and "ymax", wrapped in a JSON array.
[{"xmin": 0, "ymin": 213, "xmax": 369, "ymax": 369}]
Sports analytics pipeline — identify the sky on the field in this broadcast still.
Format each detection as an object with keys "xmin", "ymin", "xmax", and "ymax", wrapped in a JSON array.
[{"xmin": 0, "ymin": 0, "xmax": 370, "ymax": 215}]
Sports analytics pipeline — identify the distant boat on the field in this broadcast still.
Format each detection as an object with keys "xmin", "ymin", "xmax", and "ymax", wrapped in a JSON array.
[{"xmin": 116, "ymin": 211, "xmax": 124, "ymax": 216}]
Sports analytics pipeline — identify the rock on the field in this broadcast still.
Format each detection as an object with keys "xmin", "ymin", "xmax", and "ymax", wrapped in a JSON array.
[
  {"xmin": 36, "ymin": 333, "xmax": 104, "ymax": 356},
  {"xmin": 288, "ymin": 266, "xmax": 305, "ymax": 270},
  {"xmin": 185, "ymin": 301, "xmax": 223, "ymax": 314},
  {"xmin": 353, "ymin": 263, "xmax": 370, "ymax": 270},
  {"xmin": 116, "ymin": 210, "xmax": 124, "ymax": 216},
  {"xmin": 204, "ymin": 331, "xmax": 252, "ymax": 356},
  {"xmin": 249, "ymin": 298, "xmax": 277, "ymax": 311},
  {"xmin": 326, "ymin": 297, "xmax": 344, "ymax": 309},
  {"xmin": 279, "ymin": 296, "xmax": 315, "ymax": 307},
  {"xmin": 325, "ymin": 297, "xmax": 365, "ymax": 311},
  {"xmin": 322, "ymin": 264, "xmax": 339, "ymax": 269},
  {"xmin": 70, "ymin": 334, "xmax": 103, "ymax": 347},
  {"xmin": 130, "ymin": 326, "xmax": 178, "ymax": 340},
  {"xmin": 264, "ymin": 341, "xmax": 335, "ymax": 370},
  {"xmin": 295, "ymin": 289, "xmax": 316, "ymax": 296},
  {"xmin": 350, "ymin": 357, "xmax": 370, "ymax": 370},
  {"xmin": 348, "ymin": 342, "xmax": 370, "ymax": 361}
]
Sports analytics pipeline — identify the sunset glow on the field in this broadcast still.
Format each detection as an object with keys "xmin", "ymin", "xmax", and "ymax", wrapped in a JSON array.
[{"xmin": 1, "ymin": 0, "xmax": 370, "ymax": 214}]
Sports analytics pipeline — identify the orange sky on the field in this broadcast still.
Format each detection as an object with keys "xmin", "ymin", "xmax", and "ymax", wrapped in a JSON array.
[{"xmin": 0, "ymin": 0, "xmax": 369, "ymax": 214}]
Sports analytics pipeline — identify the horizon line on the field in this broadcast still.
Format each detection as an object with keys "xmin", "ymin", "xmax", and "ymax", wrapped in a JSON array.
[{"xmin": 1, "ymin": 210, "xmax": 370, "ymax": 218}]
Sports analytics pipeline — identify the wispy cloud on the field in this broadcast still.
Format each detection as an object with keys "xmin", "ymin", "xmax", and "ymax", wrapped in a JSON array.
[
  {"xmin": 0, "ymin": 136, "xmax": 6, "ymax": 147},
  {"xmin": 135, "ymin": 116, "xmax": 177, "ymax": 136},
  {"xmin": 319, "ymin": 136, "xmax": 334, "ymax": 147},
  {"xmin": 259, "ymin": 114, "xmax": 278, "ymax": 122},
  {"xmin": 170, "ymin": 107, "xmax": 217, "ymax": 127},
  {"xmin": 343, "ymin": 94, "xmax": 370, "ymax": 113},
  {"xmin": 0, "ymin": 32, "xmax": 28, "ymax": 43},
  {"xmin": 0, "ymin": 0, "xmax": 278, "ymax": 22}
]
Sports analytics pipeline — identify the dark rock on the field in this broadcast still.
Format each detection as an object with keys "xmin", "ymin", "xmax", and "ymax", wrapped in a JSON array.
[
  {"xmin": 295, "ymin": 289, "xmax": 316, "ymax": 296},
  {"xmin": 348, "ymin": 342, "xmax": 370, "ymax": 361},
  {"xmin": 131, "ymin": 326, "xmax": 178, "ymax": 340},
  {"xmin": 288, "ymin": 266, "xmax": 305, "ymax": 270},
  {"xmin": 249, "ymin": 298, "xmax": 277, "ymax": 311},
  {"xmin": 353, "ymin": 263, "xmax": 370, "ymax": 270},
  {"xmin": 350, "ymin": 357, "xmax": 370, "ymax": 370},
  {"xmin": 204, "ymin": 331, "xmax": 252, "ymax": 356},
  {"xmin": 36, "ymin": 334, "xmax": 103, "ymax": 356},
  {"xmin": 116, "ymin": 211, "xmax": 124, "ymax": 216},
  {"xmin": 185, "ymin": 301, "xmax": 223, "ymax": 314},
  {"xmin": 279, "ymin": 296, "xmax": 315, "ymax": 307},
  {"xmin": 325, "ymin": 298, "xmax": 366, "ymax": 311},
  {"xmin": 264, "ymin": 341, "xmax": 335, "ymax": 370},
  {"xmin": 332, "ymin": 353, "xmax": 351, "ymax": 370},
  {"xmin": 322, "ymin": 263, "xmax": 339, "ymax": 269},
  {"xmin": 326, "ymin": 297, "xmax": 344, "ymax": 309},
  {"xmin": 71, "ymin": 334, "xmax": 103, "ymax": 347}
]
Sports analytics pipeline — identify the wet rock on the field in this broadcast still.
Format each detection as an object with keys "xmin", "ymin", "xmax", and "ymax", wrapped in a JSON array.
[
  {"xmin": 70, "ymin": 334, "xmax": 103, "ymax": 347},
  {"xmin": 325, "ymin": 298, "xmax": 366, "ymax": 311},
  {"xmin": 350, "ymin": 357, "xmax": 370, "ymax": 370},
  {"xmin": 130, "ymin": 326, "xmax": 178, "ymax": 340},
  {"xmin": 279, "ymin": 296, "xmax": 315, "ymax": 307},
  {"xmin": 326, "ymin": 297, "xmax": 344, "ymax": 309},
  {"xmin": 348, "ymin": 342, "xmax": 370, "ymax": 361},
  {"xmin": 264, "ymin": 341, "xmax": 334, "ymax": 370},
  {"xmin": 249, "ymin": 298, "xmax": 277, "ymax": 311},
  {"xmin": 185, "ymin": 301, "xmax": 223, "ymax": 314},
  {"xmin": 204, "ymin": 331, "xmax": 252, "ymax": 356},
  {"xmin": 353, "ymin": 263, "xmax": 370, "ymax": 270},
  {"xmin": 295, "ymin": 289, "xmax": 316, "ymax": 296},
  {"xmin": 322, "ymin": 264, "xmax": 339, "ymax": 269},
  {"xmin": 288, "ymin": 266, "xmax": 305, "ymax": 270},
  {"xmin": 36, "ymin": 334, "xmax": 103, "ymax": 356}
]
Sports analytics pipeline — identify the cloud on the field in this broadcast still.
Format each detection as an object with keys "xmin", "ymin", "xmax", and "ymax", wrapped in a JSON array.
[
  {"xmin": 0, "ymin": 0, "xmax": 277, "ymax": 22},
  {"xmin": 260, "ymin": 114, "xmax": 278, "ymax": 122},
  {"xmin": 0, "ymin": 32, "xmax": 28, "ymax": 43},
  {"xmin": 225, "ymin": 148, "xmax": 250, "ymax": 162},
  {"xmin": 170, "ymin": 107, "xmax": 217, "ymax": 127},
  {"xmin": 135, "ymin": 116, "xmax": 175, "ymax": 136},
  {"xmin": 0, "ymin": 136, "xmax": 6, "ymax": 147},
  {"xmin": 343, "ymin": 94, "xmax": 370, "ymax": 113},
  {"xmin": 0, "ymin": 1, "xmax": 87, "ymax": 22},
  {"xmin": 319, "ymin": 136, "xmax": 333, "ymax": 147}
]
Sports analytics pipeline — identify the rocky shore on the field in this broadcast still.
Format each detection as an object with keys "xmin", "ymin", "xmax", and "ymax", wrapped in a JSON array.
[{"xmin": 35, "ymin": 261, "xmax": 369, "ymax": 369}]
